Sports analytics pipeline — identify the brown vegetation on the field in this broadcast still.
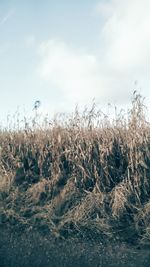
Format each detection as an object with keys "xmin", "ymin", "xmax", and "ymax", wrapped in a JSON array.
[{"xmin": 1, "ymin": 93, "xmax": 150, "ymax": 247}]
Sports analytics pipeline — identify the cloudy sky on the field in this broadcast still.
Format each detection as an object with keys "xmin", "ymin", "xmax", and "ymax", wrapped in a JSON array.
[{"xmin": 0, "ymin": 0, "xmax": 150, "ymax": 124}]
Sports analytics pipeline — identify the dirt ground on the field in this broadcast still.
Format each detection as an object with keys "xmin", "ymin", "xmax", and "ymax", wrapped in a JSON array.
[{"xmin": 1, "ymin": 226, "xmax": 150, "ymax": 267}]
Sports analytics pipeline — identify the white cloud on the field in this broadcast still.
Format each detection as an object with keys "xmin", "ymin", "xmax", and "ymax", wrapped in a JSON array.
[
  {"xmin": 38, "ymin": 40, "xmax": 103, "ymax": 107},
  {"xmin": 38, "ymin": 0, "xmax": 150, "ymax": 112},
  {"xmin": 96, "ymin": 0, "xmax": 150, "ymax": 70}
]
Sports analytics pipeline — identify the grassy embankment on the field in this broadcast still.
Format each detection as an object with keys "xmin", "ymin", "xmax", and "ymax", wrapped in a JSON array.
[{"xmin": 1, "ymin": 93, "xmax": 150, "ymax": 247}]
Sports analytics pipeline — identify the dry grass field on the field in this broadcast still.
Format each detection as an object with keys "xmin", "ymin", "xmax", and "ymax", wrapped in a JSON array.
[{"xmin": 1, "ymin": 93, "xmax": 150, "ymax": 266}]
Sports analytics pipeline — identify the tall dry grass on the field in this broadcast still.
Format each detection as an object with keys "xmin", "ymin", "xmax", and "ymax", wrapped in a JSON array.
[{"xmin": 0, "ymin": 93, "xmax": 150, "ymax": 246}]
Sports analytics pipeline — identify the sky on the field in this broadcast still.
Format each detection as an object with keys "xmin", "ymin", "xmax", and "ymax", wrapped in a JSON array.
[{"xmin": 0, "ymin": 0, "xmax": 150, "ymax": 125}]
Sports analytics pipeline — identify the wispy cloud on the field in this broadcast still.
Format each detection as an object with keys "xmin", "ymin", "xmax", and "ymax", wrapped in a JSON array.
[{"xmin": 0, "ymin": 9, "xmax": 14, "ymax": 26}]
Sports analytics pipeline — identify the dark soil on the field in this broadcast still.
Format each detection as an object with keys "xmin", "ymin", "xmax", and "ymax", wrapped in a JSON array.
[{"xmin": 0, "ymin": 226, "xmax": 150, "ymax": 267}]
